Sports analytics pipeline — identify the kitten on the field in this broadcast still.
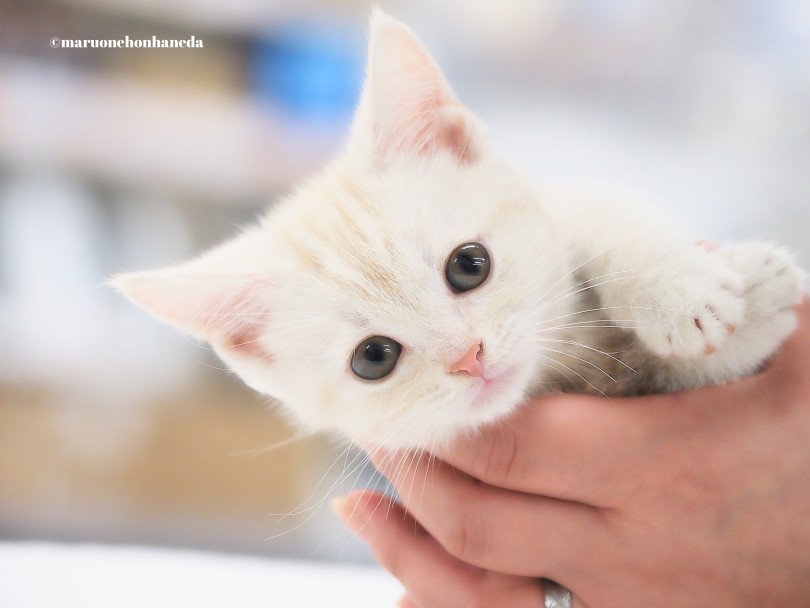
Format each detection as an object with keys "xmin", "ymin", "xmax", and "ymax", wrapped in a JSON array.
[{"xmin": 112, "ymin": 11, "xmax": 804, "ymax": 451}]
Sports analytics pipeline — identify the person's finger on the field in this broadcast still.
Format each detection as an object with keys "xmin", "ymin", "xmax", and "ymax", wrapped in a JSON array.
[
  {"xmin": 334, "ymin": 490, "xmax": 482, "ymax": 605},
  {"xmin": 334, "ymin": 491, "xmax": 548, "ymax": 608},
  {"xmin": 333, "ymin": 491, "xmax": 489, "ymax": 607},
  {"xmin": 370, "ymin": 451, "xmax": 605, "ymax": 577},
  {"xmin": 428, "ymin": 392, "xmax": 650, "ymax": 505}
]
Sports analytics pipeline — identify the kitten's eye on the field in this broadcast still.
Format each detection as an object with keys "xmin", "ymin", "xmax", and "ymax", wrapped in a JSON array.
[
  {"xmin": 351, "ymin": 336, "xmax": 402, "ymax": 381},
  {"xmin": 445, "ymin": 242, "xmax": 491, "ymax": 293}
]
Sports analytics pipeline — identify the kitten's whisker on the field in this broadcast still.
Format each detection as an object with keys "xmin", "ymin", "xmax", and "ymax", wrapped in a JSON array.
[
  {"xmin": 535, "ymin": 323, "xmax": 649, "ymax": 331},
  {"xmin": 536, "ymin": 318, "xmax": 656, "ymax": 328},
  {"xmin": 532, "ymin": 232, "xmax": 647, "ymax": 310},
  {"xmin": 271, "ymin": 442, "xmax": 356, "ymax": 518},
  {"xmin": 537, "ymin": 305, "xmax": 665, "ymax": 327},
  {"xmin": 541, "ymin": 268, "xmax": 640, "ymax": 304},
  {"xmin": 388, "ymin": 448, "xmax": 414, "ymax": 503},
  {"xmin": 417, "ymin": 450, "xmax": 435, "ymax": 523},
  {"xmin": 529, "ymin": 269, "xmax": 639, "ymax": 313},
  {"xmin": 536, "ymin": 353, "xmax": 609, "ymax": 398},
  {"xmin": 276, "ymin": 438, "xmax": 388, "ymax": 534},
  {"xmin": 538, "ymin": 346, "xmax": 618, "ymax": 383},
  {"xmin": 351, "ymin": 475, "xmax": 396, "ymax": 539},
  {"xmin": 401, "ymin": 449, "xmax": 422, "ymax": 520},
  {"xmin": 534, "ymin": 337, "xmax": 636, "ymax": 372},
  {"xmin": 197, "ymin": 360, "xmax": 231, "ymax": 371},
  {"xmin": 536, "ymin": 273, "xmax": 655, "ymax": 314},
  {"xmin": 230, "ymin": 432, "xmax": 309, "ymax": 459},
  {"xmin": 530, "ymin": 278, "xmax": 647, "ymax": 323}
]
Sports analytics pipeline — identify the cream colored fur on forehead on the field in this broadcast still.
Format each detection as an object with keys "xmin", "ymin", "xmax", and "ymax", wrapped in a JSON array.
[{"xmin": 264, "ymin": 153, "xmax": 527, "ymax": 318}]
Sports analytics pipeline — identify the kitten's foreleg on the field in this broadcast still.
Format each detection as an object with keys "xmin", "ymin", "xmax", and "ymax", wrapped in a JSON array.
[
  {"xmin": 551, "ymin": 194, "xmax": 802, "ymax": 378},
  {"xmin": 554, "ymin": 195, "xmax": 745, "ymax": 358}
]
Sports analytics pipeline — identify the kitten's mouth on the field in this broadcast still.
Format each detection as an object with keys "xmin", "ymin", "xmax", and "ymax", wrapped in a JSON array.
[{"xmin": 467, "ymin": 366, "xmax": 515, "ymax": 410}]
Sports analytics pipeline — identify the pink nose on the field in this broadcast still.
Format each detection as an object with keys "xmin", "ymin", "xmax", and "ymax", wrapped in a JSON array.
[{"xmin": 449, "ymin": 342, "xmax": 485, "ymax": 377}]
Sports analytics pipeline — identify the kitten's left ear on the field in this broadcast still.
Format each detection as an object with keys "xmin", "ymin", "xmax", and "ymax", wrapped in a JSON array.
[{"xmin": 351, "ymin": 10, "xmax": 478, "ymax": 164}]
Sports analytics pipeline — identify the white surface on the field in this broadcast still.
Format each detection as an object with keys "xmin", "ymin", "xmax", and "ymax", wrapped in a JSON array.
[{"xmin": 1, "ymin": 542, "xmax": 402, "ymax": 608}]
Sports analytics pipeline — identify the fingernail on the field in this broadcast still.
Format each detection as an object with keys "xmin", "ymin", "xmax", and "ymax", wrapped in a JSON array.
[
  {"xmin": 329, "ymin": 496, "xmax": 357, "ymax": 528},
  {"xmin": 331, "ymin": 495, "xmax": 364, "ymax": 533},
  {"xmin": 330, "ymin": 496, "xmax": 349, "ymax": 518}
]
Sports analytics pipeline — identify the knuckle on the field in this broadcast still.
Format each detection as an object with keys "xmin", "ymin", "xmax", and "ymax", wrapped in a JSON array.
[
  {"xmin": 441, "ymin": 503, "xmax": 488, "ymax": 565},
  {"xmin": 482, "ymin": 423, "xmax": 521, "ymax": 483}
]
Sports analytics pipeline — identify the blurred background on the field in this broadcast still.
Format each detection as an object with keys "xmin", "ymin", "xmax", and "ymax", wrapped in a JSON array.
[{"xmin": 1, "ymin": 0, "xmax": 809, "ymax": 571}]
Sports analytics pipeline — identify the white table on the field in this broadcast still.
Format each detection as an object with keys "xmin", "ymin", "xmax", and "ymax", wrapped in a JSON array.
[{"xmin": 1, "ymin": 542, "xmax": 402, "ymax": 608}]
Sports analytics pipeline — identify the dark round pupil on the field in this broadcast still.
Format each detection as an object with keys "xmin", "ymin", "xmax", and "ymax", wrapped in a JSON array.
[
  {"xmin": 365, "ymin": 342, "xmax": 386, "ymax": 363},
  {"xmin": 458, "ymin": 252, "xmax": 485, "ymax": 274}
]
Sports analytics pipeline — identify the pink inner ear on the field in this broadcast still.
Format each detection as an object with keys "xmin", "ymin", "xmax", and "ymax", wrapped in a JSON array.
[
  {"xmin": 115, "ymin": 271, "xmax": 271, "ymax": 359},
  {"xmin": 219, "ymin": 325, "xmax": 269, "ymax": 359},
  {"xmin": 191, "ymin": 279, "xmax": 271, "ymax": 359},
  {"xmin": 367, "ymin": 16, "xmax": 476, "ymax": 163},
  {"xmin": 435, "ymin": 107, "xmax": 475, "ymax": 163}
]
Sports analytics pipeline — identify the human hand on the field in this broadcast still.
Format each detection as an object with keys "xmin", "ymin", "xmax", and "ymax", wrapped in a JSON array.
[{"xmin": 334, "ymin": 300, "xmax": 810, "ymax": 607}]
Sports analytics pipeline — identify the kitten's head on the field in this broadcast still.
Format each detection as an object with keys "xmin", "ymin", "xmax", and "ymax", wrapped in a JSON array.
[{"xmin": 113, "ymin": 12, "xmax": 571, "ymax": 449}]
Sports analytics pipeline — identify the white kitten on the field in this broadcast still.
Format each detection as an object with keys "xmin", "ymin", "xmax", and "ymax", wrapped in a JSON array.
[{"xmin": 112, "ymin": 12, "xmax": 804, "ymax": 451}]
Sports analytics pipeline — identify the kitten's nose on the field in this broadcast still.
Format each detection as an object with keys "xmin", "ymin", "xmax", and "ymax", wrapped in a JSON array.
[{"xmin": 449, "ymin": 342, "xmax": 485, "ymax": 378}]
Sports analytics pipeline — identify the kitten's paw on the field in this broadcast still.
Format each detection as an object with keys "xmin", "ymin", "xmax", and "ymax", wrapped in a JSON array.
[
  {"xmin": 684, "ymin": 243, "xmax": 804, "ymax": 379},
  {"xmin": 715, "ymin": 242, "xmax": 804, "ymax": 319},
  {"xmin": 632, "ymin": 254, "xmax": 746, "ymax": 359}
]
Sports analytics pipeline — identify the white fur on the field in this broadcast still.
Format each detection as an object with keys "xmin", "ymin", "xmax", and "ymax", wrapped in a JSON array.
[{"xmin": 112, "ymin": 13, "xmax": 805, "ymax": 451}]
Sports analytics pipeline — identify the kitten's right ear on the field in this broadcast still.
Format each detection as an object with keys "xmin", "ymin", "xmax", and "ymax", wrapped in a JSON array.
[
  {"xmin": 110, "ymin": 234, "xmax": 271, "ymax": 358},
  {"xmin": 349, "ymin": 10, "xmax": 478, "ymax": 164}
]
